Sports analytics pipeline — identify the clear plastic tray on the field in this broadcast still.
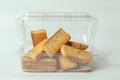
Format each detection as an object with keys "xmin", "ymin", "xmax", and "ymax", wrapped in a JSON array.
[{"xmin": 17, "ymin": 12, "xmax": 97, "ymax": 72}]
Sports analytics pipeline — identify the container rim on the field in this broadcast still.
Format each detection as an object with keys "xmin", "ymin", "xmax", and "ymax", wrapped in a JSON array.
[{"xmin": 17, "ymin": 12, "xmax": 97, "ymax": 22}]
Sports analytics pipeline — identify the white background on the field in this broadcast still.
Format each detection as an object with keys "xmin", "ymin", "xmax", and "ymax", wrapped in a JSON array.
[{"xmin": 0, "ymin": 0, "xmax": 120, "ymax": 80}]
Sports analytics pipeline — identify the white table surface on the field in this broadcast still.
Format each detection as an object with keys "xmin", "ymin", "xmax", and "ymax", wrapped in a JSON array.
[{"xmin": 0, "ymin": 0, "xmax": 120, "ymax": 80}]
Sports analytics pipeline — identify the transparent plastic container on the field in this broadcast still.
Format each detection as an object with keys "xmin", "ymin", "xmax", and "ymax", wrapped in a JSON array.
[{"xmin": 17, "ymin": 12, "xmax": 97, "ymax": 72}]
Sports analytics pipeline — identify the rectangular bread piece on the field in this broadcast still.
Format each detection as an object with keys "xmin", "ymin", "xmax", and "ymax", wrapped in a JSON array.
[
  {"xmin": 31, "ymin": 29, "xmax": 47, "ymax": 47},
  {"xmin": 59, "ymin": 56, "xmax": 77, "ymax": 71},
  {"xmin": 43, "ymin": 28, "xmax": 71, "ymax": 56},
  {"xmin": 61, "ymin": 45, "xmax": 93, "ymax": 65},
  {"xmin": 27, "ymin": 39, "xmax": 48, "ymax": 60},
  {"xmin": 22, "ymin": 57, "xmax": 57, "ymax": 72},
  {"xmin": 67, "ymin": 41, "xmax": 88, "ymax": 50}
]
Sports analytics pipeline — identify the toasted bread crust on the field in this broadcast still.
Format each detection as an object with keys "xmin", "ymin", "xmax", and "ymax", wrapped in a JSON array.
[
  {"xmin": 61, "ymin": 45, "xmax": 86, "ymax": 56},
  {"xmin": 61, "ymin": 45, "xmax": 93, "ymax": 65},
  {"xmin": 59, "ymin": 56, "xmax": 77, "ymax": 71},
  {"xmin": 43, "ymin": 28, "xmax": 71, "ymax": 56},
  {"xmin": 22, "ymin": 57, "xmax": 57, "ymax": 72},
  {"xmin": 31, "ymin": 29, "xmax": 47, "ymax": 47},
  {"xmin": 27, "ymin": 39, "xmax": 48, "ymax": 60},
  {"xmin": 67, "ymin": 41, "xmax": 88, "ymax": 50}
]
